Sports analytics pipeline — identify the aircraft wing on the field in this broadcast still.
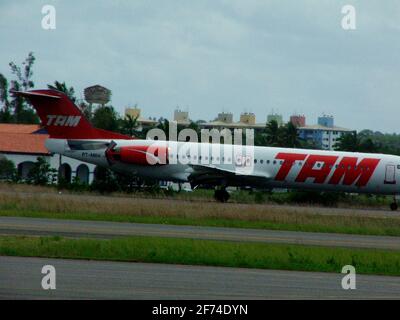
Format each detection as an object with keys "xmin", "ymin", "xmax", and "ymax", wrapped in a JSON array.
[{"xmin": 188, "ymin": 164, "xmax": 272, "ymax": 187}]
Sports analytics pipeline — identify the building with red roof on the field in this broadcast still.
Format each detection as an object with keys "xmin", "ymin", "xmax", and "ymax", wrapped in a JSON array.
[{"xmin": 0, "ymin": 124, "xmax": 95, "ymax": 183}]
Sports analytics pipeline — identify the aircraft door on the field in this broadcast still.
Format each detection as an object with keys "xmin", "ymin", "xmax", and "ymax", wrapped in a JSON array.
[{"xmin": 384, "ymin": 164, "xmax": 396, "ymax": 184}]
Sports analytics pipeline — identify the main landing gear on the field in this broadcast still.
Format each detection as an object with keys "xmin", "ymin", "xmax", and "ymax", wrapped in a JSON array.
[
  {"xmin": 214, "ymin": 188, "xmax": 230, "ymax": 203},
  {"xmin": 390, "ymin": 197, "xmax": 398, "ymax": 211}
]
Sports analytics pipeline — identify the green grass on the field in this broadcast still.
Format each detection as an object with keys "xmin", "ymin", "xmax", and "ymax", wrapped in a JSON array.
[
  {"xmin": 1, "ymin": 188, "xmax": 400, "ymax": 237},
  {"xmin": 1, "ymin": 235, "xmax": 400, "ymax": 276},
  {"xmin": 2, "ymin": 208, "xmax": 400, "ymax": 237}
]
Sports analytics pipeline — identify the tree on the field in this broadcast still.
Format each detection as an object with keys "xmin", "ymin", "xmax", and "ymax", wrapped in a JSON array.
[
  {"xmin": 334, "ymin": 131, "xmax": 380, "ymax": 153},
  {"xmin": 47, "ymin": 81, "xmax": 76, "ymax": 103},
  {"xmin": 0, "ymin": 158, "xmax": 17, "ymax": 181},
  {"xmin": 9, "ymin": 52, "xmax": 38, "ymax": 123},
  {"xmin": 265, "ymin": 120, "xmax": 280, "ymax": 146},
  {"xmin": 0, "ymin": 52, "xmax": 38, "ymax": 123},
  {"xmin": 9, "ymin": 52, "xmax": 35, "ymax": 91},
  {"xmin": 0, "ymin": 74, "xmax": 12, "ymax": 122},
  {"xmin": 279, "ymin": 122, "xmax": 301, "ymax": 148},
  {"xmin": 120, "ymin": 114, "xmax": 139, "ymax": 137},
  {"xmin": 156, "ymin": 118, "xmax": 169, "ymax": 140},
  {"xmin": 92, "ymin": 105, "xmax": 120, "ymax": 131},
  {"xmin": 78, "ymin": 101, "xmax": 93, "ymax": 122},
  {"xmin": 90, "ymin": 166, "xmax": 120, "ymax": 193},
  {"xmin": 359, "ymin": 138, "xmax": 379, "ymax": 153},
  {"xmin": 334, "ymin": 132, "xmax": 359, "ymax": 152},
  {"xmin": 26, "ymin": 156, "xmax": 57, "ymax": 185},
  {"xmin": 187, "ymin": 121, "xmax": 201, "ymax": 138}
]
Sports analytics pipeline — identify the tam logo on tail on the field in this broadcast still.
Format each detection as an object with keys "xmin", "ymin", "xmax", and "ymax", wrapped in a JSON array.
[
  {"xmin": 46, "ymin": 115, "xmax": 81, "ymax": 127},
  {"xmin": 13, "ymin": 89, "xmax": 131, "ymax": 139}
]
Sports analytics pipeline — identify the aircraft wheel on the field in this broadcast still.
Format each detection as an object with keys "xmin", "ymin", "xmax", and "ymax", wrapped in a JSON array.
[
  {"xmin": 390, "ymin": 202, "xmax": 398, "ymax": 211},
  {"xmin": 214, "ymin": 189, "xmax": 230, "ymax": 203}
]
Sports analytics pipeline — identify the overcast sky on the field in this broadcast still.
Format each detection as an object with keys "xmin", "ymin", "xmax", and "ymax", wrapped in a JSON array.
[{"xmin": 1, "ymin": 1, "xmax": 399, "ymax": 132}]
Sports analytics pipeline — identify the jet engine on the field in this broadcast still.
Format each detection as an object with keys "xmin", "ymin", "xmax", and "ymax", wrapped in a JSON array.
[{"xmin": 105, "ymin": 141, "xmax": 168, "ymax": 166}]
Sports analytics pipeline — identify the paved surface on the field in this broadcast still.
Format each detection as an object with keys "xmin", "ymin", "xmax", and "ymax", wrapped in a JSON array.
[
  {"xmin": 1, "ymin": 216, "xmax": 400, "ymax": 250},
  {"xmin": 1, "ymin": 256, "xmax": 400, "ymax": 299}
]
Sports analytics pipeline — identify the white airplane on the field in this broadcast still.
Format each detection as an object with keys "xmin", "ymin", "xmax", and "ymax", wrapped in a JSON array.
[{"xmin": 13, "ymin": 89, "xmax": 400, "ymax": 210}]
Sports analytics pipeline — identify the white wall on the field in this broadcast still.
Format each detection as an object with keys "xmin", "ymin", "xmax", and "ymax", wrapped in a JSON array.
[{"xmin": 1, "ymin": 152, "xmax": 96, "ymax": 184}]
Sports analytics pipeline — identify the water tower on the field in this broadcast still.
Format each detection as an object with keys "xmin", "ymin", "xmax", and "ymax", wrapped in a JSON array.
[{"xmin": 84, "ymin": 85, "xmax": 111, "ymax": 107}]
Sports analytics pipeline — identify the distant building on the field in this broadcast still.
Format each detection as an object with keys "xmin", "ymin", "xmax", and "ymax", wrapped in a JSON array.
[
  {"xmin": 318, "ymin": 114, "xmax": 334, "ymax": 127},
  {"xmin": 0, "ymin": 124, "xmax": 95, "ymax": 183},
  {"xmin": 267, "ymin": 113, "xmax": 283, "ymax": 126},
  {"xmin": 297, "ymin": 115, "xmax": 354, "ymax": 150},
  {"xmin": 124, "ymin": 106, "xmax": 158, "ymax": 132},
  {"xmin": 290, "ymin": 114, "xmax": 306, "ymax": 127},
  {"xmin": 239, "ymin": 112, "xmax": 256, "ymax": 125},
  {"xmin": 216, "ymin": 112, "xmax": 234, "ymax": 123},
  {"xmin": 125, "ymin": 106, "xmax": 141, "ymax": 119},
  {"xmin": 173, "ymin": 109, "xmax": 190, "ymax": 126},
  {"xmin": 199, "ymin": 112, "xmax": 266, "ymax": 132}
]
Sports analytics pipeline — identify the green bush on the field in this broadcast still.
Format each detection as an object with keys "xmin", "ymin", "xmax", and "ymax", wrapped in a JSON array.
[
  {"xmin": 26, "ymin": 156, "xmax": 57, "ymax": 185},
  {"xmin": 0, "ymin": 158, "xmax": 17, "ymax": 182}
]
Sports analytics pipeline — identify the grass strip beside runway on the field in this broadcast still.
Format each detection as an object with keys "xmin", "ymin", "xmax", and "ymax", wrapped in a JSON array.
[
  {"xmin": 2, "ymin": 191, "xmax": 400, "ymax": 237},
  {"xmin": 2, "ymin": 208, "xmax": 400, "ymax": 237},
  {"xmin": 1, "ymin": 235, "xmax": 400, "ymax": 276}
]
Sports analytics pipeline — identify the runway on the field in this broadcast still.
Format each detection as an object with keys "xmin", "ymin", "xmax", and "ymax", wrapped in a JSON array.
[
  {"xmin": 1, "ymin": 256, "xmax": 399, "ymax": 299},
  {"xmin": 1, "ymin": 216, "xmax": 400, "ymax": 250}
]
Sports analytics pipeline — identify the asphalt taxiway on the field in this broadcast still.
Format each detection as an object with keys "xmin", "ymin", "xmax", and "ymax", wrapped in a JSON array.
[{"xmin": 1, "ymin": 256, "xmax": 400, "ymax": 299}]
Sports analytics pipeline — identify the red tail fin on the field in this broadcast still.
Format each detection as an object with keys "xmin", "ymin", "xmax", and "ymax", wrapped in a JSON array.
[{"xmin": 12, "ymin": 89, "xmax": 132, "ymax": 140}]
